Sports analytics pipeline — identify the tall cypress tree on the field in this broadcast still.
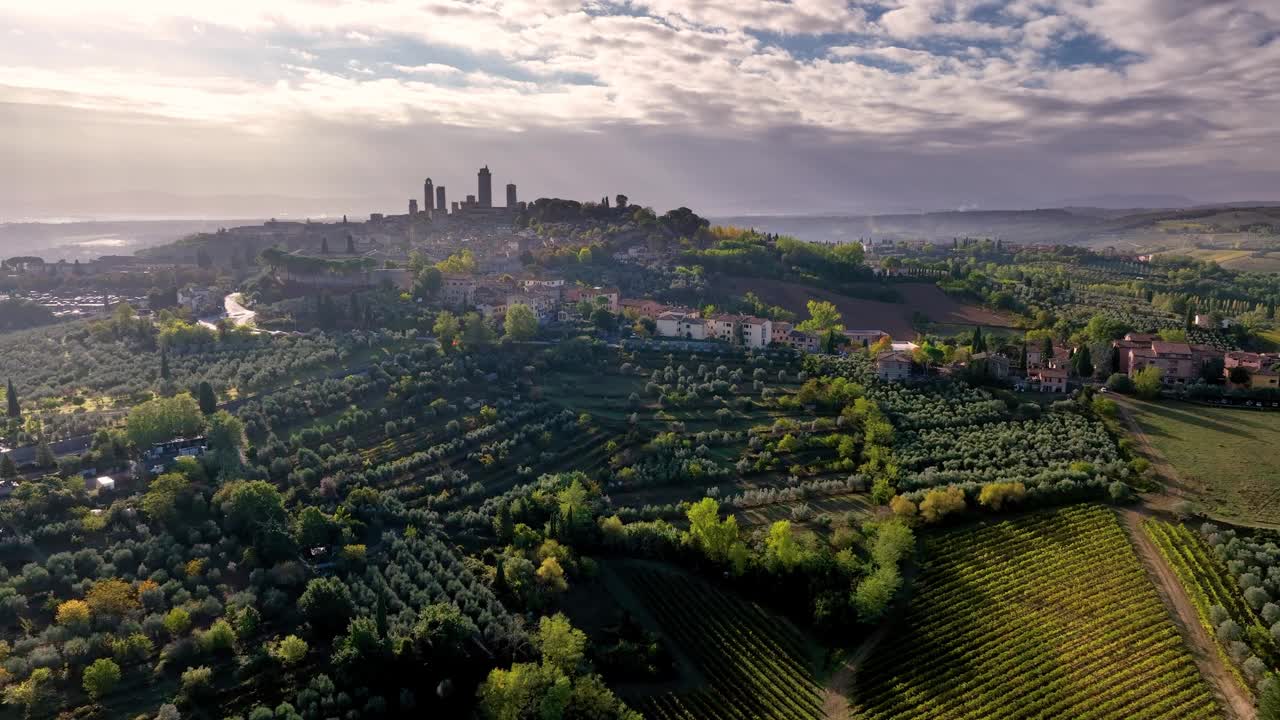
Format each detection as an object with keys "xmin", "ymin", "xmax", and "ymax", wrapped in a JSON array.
[
  {"xmin": 5, "ymin": 379, "xmax": 18, "ymax": 419},
  {"xmin": 971, "ymin": 326, "xmax": 986, "ymax": 354},
  {"xmin": 197, "ymin": 381, "xmax": 217, "ymax": 415},
  {"xmin": 1041, "ymin": 337, "xmax": 1054, "ymax": 366},
  {"xmin": 160, "ymin": 349, "xmax": 170, "ymax": 380},
  {"xmin": 1019, "ymin": 342, "xmax": 1028, "ymax": 370},
  {"xmin": 1073, "ymin": 345, "xmax": 1093, "ymax": 378}
]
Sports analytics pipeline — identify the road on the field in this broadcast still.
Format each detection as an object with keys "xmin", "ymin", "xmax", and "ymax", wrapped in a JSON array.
[
  {"xmin": 223, "ymin": 292, "xmax": 256, "ymax": 326},
  {"xmin": 198, "ymin": 292, "xmax": 258, "ymax": 332}
]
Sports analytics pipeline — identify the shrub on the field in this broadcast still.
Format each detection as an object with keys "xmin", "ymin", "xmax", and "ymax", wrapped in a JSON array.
[
  {"xmin": 1105, "ymin": 373, "xmax": 1134, "ymax": 393},
  {"xmin": 164, "ymin": 608, "xmax": 192, "ymax": 637},
  {"xmin": 268, "ymin": 635, "xmax": 308, "ymax": 666},
  {"xmin": 919, "ymin": 486, "xmax": 966, "ymax": 524},
  {"xmin": 181, "ymin": 665, "xmax": 214, "ymax": 699},
  {"xmin": 55, "ymin": 599, "xmax": 91, "ymax": 629},
  {"xmin": 82, "ymin": 658, "xmax": 121, "ymax": 699},
  {"xmin": 86, "ymin": 578, "xmax": 139, "ymax": 617},
  {"xmin": 199, "ymin": 619, "xmax": 237, "ymax": 653}
]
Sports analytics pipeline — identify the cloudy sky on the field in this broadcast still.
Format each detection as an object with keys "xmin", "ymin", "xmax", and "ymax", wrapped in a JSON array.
[{"xmin": 2, "ymin": 0, "xmax": 1279, "ymax": 219}]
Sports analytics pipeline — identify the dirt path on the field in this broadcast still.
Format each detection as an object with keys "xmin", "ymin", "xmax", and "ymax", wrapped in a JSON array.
[
  {"xmin": 1118, "ymin": 509, "xmax": 1255, "ymax": 720},
  {"xmin": 822, "ymin": 623, "xmax": 888, "ymax": 719}
]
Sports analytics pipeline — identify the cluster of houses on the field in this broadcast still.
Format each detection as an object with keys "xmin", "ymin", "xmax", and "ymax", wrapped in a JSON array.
[
  {"xmin": 440, "ymin": 273, "xmax": 620, "ymax": 324},
  {"xmin": 1113, "ymin": 333, "xmax": 1279, "ymax": 389},
  {"xmin": 650, "ymin": 309, "xmax": 825, "ymax": 351}
]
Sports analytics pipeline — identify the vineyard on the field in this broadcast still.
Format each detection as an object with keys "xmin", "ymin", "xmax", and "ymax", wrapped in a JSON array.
[
  {"xmin": 1143, "ymin": 519, "xmax": 1275, "ymax": 690},
  {"xmin": 849, "ymin": 505, "xmax": 1221, "ymax": 720},
  {"xmin": 611, "ymin": 562, "xmax": 824, "ymax": 720}
]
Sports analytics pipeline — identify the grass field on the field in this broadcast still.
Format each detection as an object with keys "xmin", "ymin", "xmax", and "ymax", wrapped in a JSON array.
[
  {"xmin": 1124, "ymin": 399, "xmax": 1280, "ymax": 526},
  {"xmin": 848, "ymin": 505, "xmax": 1221, "ymax": 720}
]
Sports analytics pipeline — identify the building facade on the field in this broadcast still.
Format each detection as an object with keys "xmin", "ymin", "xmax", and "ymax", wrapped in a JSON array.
[{"xmin": 876, "ymin": 351, "xmax": 914, "ymax": 381}]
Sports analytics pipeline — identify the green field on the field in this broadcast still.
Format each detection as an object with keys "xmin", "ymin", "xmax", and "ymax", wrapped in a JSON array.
[
  {"xmin": 849, "ymin": 506, "xmax": 1221, "ymax": 720},
  {"xmin": 1125, "ymin": 399, "xmax": 1280, "ymax": 526}
]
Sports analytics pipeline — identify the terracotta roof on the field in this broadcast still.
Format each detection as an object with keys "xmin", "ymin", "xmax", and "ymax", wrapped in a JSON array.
[{"xmin": 1151, "ymin": 341, "xmax": 1193, "ymax": 355}]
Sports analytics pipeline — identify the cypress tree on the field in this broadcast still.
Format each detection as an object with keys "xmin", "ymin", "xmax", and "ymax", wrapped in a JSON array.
[
  {"xmin": 971, "ymin": 326, "xmax": 986, "ymax": 354},
  {"xmin": 197, "ymin": 381, "xmax": 217, "ymax": 415},
  {"xmin": 494, "ymin": 560, "xmax": 508, "ymax": 598},
  {"xmin": 1073, "ymin": 345, "xmax": 1093, "ymax": 378},
  {"xmin": 5, "ymin": 379, "xmax": 18, "ymax": 419},
  {"xmin": 160, "ymin": 349, "xmax": 170, "ymax": 380},
  {"xmin": 36, "ymin": 442, "xmax": 55, "ymax": 468},
  {"xmin": 1041, "ymin": 337, "xmax": 1054, "ymax": 366},
  {"xmin": 0, "ymin": 454, "xmax": 15, "ymax": 479},
  {"xmin": 1019, "ymin": 342, "xmax": 1028, "ymax": 369}
]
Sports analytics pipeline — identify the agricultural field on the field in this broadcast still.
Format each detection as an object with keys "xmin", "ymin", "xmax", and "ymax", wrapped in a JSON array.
[
  {"xmin": 605, "ymin": 561, "xmax": 825, "ymax": 720},
  {"xmin": 1152, "ymin": 247, "xmax": 1280, "ymax": 274},
  {"xmin": 1120, "ymin": 399, "xmax": 1280, "ymax": 527},
  {"xmin": 718, "ymin": 276, "xmax": 1014, "ymax": 339},
  {"xmin": 848, "ymin": 505, "xmax": 1221, "ymax": 720},
  {"xmin": 1143, "ymin": 519, "xmax": 1277, "ymax": 694}
]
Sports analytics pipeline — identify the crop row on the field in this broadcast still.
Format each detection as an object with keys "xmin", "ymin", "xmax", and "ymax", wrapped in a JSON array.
[
  {"xmin": 849, "ymin": 506, "xmax": 1220, "ymax": 720},
  {"xmin": 619, "ymin": 564, "xmax": 822, "ymax": 720}
]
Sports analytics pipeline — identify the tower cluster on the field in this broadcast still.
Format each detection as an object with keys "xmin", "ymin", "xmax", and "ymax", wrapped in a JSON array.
[{"xmin": 408, "ymin": 165, "xmax": 521, "ymax": 217}]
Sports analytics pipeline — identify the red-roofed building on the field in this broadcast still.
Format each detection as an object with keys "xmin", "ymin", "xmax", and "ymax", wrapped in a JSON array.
[{"xmin": 1121, "ymin": 337, "xmax": 1222, "ymax": 385}]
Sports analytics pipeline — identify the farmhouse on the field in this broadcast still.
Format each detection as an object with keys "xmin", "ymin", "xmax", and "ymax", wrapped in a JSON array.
[
  {"xmin": 876, "ymin": 351, "xmax": 914, "ymax": 381},
  {"xmin": 1027, "ymin": 343, "xmax": 1071, "ymax": 369},
  {"xmin": 1112, "ymin": 333, "xmax": 1159, "ymax": 374},
  {"xmin": 741, "ymin": 317, "xmax": 772, "ymax": 350},
  {"xmin": 442, "ymin": 274, "xmax": 476, "ymax": 306},
  {"xmin": 1031, "ymin": 366, "xmax": 1069, "ymax": 392},
  {"xmin": 656, "ymin": 310, "xmax": 707, "ymax": 340},
  {"xmin": 779, "ymin": 329, "xmax": 820, "ymax": 353},
  {"xmin": 1123, "ymin": 339, "xmax": 1222, "ymax": 385},
  {"xmin": 177, "ymin": 285, "xmax": 220, "ymax": 315},
  {"xmin": 970, "ymin": 352, "xmax": 1011, "ymax": 379},
  {"xmin": 770, "ymin": 321, "xmax": 794, "ymax": 345},
  {"xmin": 565, "ymin": 285, "xmax": 620, "ymax": 313},
  {"xmin": 620, "ymin": 298, "xmax": 668, "ymax": 318},
  {"xmin": 706, "ymin": 315, "xmax": 739, "ymax": 343},
  {"xmin": 844, "ymin": 329, "xmax": 889, "ymax": 347}
]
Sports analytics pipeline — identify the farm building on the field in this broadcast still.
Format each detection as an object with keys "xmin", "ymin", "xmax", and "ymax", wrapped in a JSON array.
[{"xmin": 876, "ymin": 351, "xmax": 914, "ymax": 382}]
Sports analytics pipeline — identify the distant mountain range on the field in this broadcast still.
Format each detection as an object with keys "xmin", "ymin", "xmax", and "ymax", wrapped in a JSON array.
[{"xmin": 713, "ymin": 204, "xmax": 1280, "ymax": 247}]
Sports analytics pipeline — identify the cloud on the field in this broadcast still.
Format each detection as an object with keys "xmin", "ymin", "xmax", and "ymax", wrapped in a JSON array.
[{"xmin": 0, "ymin": 0, "xmax": 1278, "ymax": 212}]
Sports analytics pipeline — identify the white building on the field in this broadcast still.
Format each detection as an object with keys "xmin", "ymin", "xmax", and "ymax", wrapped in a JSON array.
[
  {"xmin": 876, "ymin": 351, "xmax": 914, "ymax": 382},
  {"xmin": 741, "ymin": 317, "xmax": 773, "ymax": 349},
  {"xmin": 656, "ymin": 310, "xmax": 707, "ymax": 340}
]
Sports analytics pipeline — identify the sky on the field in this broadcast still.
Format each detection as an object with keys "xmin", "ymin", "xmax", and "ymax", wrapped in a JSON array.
[{"xmin": 2, "ymin": 0, "xmax": 1279, "ymax": 219}]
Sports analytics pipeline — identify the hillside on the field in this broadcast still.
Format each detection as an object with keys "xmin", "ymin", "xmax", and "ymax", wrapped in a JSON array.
[{"xmin": 714, "ymin": 205, "xmax": 1280, "ymax": 248}]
